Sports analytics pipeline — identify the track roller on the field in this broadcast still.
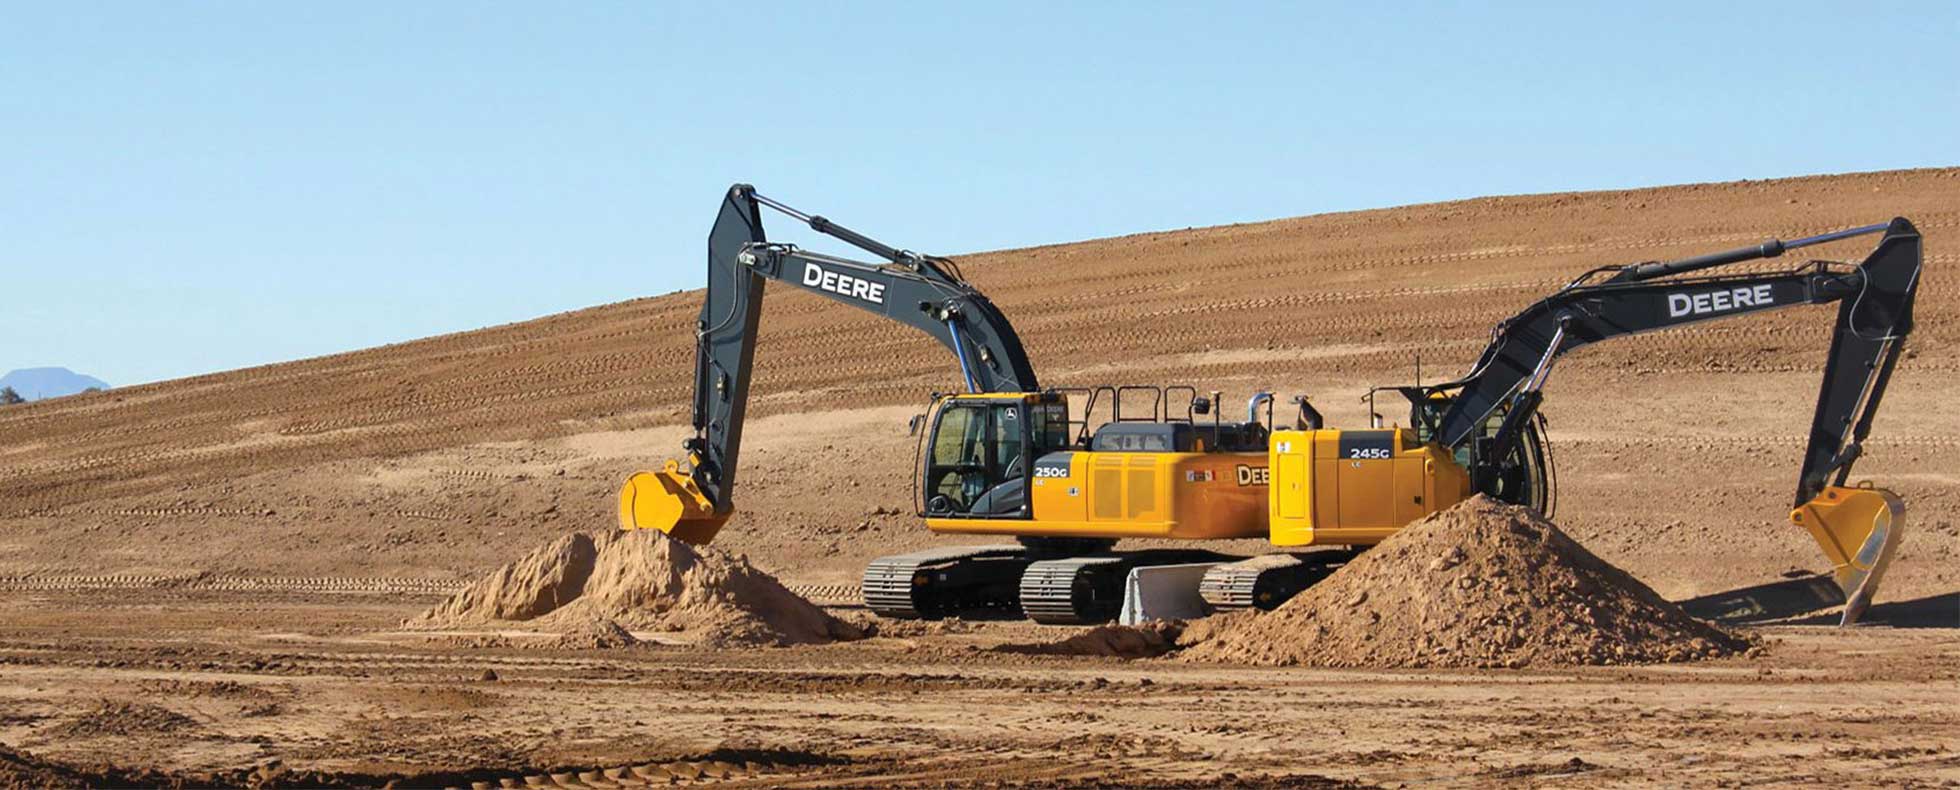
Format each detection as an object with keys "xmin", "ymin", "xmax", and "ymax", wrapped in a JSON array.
[
  {"xmin": 861, "ymin": 545, "xmax": 1031, "ymax": 619},
  {"xmin": 1199, "ymin": 550, "xmax": 1356, "ymax": 611},
  {"xmin": 1019, "ymin": 550, "xmax": 1228, "ymax": 624}
]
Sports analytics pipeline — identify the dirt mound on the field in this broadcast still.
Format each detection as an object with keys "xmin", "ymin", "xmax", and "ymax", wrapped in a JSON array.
[
  {"xmin": 997, "ymin": 622, "xmax": 1183, "ymax": 659},
  {"xmin": 135, "ymin": 678, "xmax": 275, "ymax": 699},
  {"xmin": 0, "ymin": 745, "xmax": 87, "ymax": 790},
  {"xmin": 420, "ymin": 531, "xmax": 599, "ymax": 621},
  {"xmin": 552, "ymin": 616, "xmax": 640, "ymax": 649},
  {"xmin": 1179, "ymin": 496, "xmax": 1750, "ymax": 668},
  {"xmin": 417, "ymin": 529, "xmax": 861, "ymax": 647},
  {"xmin": 48, "ymin": 701, "xmax": 199, "ymax": 738}
]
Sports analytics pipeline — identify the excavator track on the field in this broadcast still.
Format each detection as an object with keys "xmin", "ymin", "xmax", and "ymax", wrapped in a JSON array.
[
  {"xmin": 861, "ymin": 545, "xmax": 1032, "ymax": 619},
  {"xmin": 1019, "ymin": 550, "xmax": 1228, "ymax": 625},
  {"xmin": 1199, "ymin": 550, "xmax": 1355, "ymax": 612}
]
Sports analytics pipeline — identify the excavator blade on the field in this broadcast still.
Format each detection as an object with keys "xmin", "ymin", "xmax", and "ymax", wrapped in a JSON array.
[
  {"xmin": 1789, "ymin": 484, "xmax": 1905, "ymax": 626},
  {"xmin": 618, "ymin": 461, "xmax": 729, "ymax": 545}
]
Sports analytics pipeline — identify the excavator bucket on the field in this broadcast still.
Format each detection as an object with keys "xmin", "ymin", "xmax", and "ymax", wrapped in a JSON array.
[
  {"xmin": 1789, "ymin": 484, "xmax": 1905, "ymax": 626},
  {"xmin": 618, "ymin": 461, "xmax": 729, "ymax": 545}
]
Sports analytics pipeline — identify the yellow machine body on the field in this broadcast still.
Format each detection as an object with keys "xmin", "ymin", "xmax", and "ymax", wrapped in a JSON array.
[
  {"xmin": 1266, "ymin": 427, "xmax": 1472, "ymax": 547},
  {"xmin": 618, "ymin": 459, "xmax": 730, "ymax": 545},
  {"xmin": 926, "ymin": 449, "xmax": 1269, "ymax": 540},
  {"xmin": 921, "ymin": 394, "xmax": 1477, "ymax": 545}
]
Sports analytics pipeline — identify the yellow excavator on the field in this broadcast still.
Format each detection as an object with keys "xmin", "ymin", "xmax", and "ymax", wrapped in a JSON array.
[{"xmin": 621, "ymin": 184, "xmax": 1921, "ymax": 625}]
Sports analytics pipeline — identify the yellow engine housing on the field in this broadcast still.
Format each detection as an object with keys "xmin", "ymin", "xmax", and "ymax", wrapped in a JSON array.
[
  {"xmin": 1267, "ymin": 427, "xmax": 1471, "ymax": 546},
  {"xmin": 926, "ymin": 450, "xmax": 1270, "ymax": 540},
  {"xmin": 928, "ymin": 428, "xmax": 1476, "ymax": 544}
]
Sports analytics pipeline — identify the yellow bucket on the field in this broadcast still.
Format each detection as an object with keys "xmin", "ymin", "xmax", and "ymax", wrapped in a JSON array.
[
  {"xmin": 1790, "ymin": 483, "xmax": 1904, "ymax": 625},
  {"xmin": 618, "ymin": 460, "xmax": 729, "ymax": 545}
]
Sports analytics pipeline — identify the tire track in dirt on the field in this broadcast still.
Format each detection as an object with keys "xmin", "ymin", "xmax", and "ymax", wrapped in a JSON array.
[
  {"xmin": 0, "ymin": 574, "xmax": 871, "ymax": 605},
  {"xmin": 0, "ymin": 573, "xmax": 462, "ymax": 596}
]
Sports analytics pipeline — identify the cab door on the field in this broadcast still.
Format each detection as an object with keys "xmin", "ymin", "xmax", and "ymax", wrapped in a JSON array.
[{"xmin": 921, "ymin": 400, "xmax": 1033, "ymax": 518}]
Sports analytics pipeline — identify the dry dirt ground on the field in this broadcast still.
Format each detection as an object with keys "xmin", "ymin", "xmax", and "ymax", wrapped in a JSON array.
[{"xmin": 2, "ymin": 169, "xmax": 1958, "ymax": 787}]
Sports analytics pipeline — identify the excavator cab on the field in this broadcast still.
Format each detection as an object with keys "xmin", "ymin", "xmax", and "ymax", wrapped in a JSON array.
[
  {"xmin": 1404, "ymin": 388, "xmax": 1555, "ymax": 515},
  {"xmin": 919, "ymin": 393, "xmax": 1070, "ymax": 519}
]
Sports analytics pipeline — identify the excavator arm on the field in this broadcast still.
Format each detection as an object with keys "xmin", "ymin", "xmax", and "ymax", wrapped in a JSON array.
[
  {"xmin": 1420, "ymin": 219, "xmax": 1922, "ymax": 622},
  {"xmin": 620, "ymin": 185, "xmax": 1039, "ymax": 544}
]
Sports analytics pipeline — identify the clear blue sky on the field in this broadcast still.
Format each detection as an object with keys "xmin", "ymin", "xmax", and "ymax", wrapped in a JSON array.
[{"xmin": 4, "ymin": 3, "xmax": 1955, "ymax": 386}]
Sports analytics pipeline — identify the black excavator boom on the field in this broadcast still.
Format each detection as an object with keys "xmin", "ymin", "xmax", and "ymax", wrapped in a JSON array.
[
  {"xmin": 1411, "ymin": 219, "xmax": 1921, "ymax": 623},
  {"xmin": 620, "ymin": 185, "xmax": 1038, "ymax": 544},
  {"xmin": 1422, "ymin": 219, "xmax": 1919, "ymax": 504}
]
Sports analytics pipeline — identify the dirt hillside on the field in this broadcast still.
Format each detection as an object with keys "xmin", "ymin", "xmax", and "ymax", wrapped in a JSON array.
[
  {"xmin": 1, "ymin": 168, "xmax": 1956, "ymax": 607},
  {"xmin": 1178, "ymin": 496, "xmax": 1750, "ymax": 668},
  {"xmin": 1, "ymin": 170, "xmax": 1957, "ymax": 789}
]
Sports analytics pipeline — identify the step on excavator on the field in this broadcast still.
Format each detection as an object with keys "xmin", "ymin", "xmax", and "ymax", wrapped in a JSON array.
[{"xmin": 621, "ymin": 184, "xmax": 1923, "ymax": 626}]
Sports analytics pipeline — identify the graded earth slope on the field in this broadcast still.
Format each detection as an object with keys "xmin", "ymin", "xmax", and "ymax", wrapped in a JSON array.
[
  {"xmin": 1, "ymin": 169, "xmax": 1956, "ymax": 607},
  {"xmin": 2, "ymin": 170, "xmax": 1958, "ymax": 789}
]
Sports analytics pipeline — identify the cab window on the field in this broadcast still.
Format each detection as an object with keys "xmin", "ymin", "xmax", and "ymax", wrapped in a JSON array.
[
  {"xmin": 1027, "ymin": 401, "xmax": 1071, "ymax": 452},
  {"xmin": 993, "ymin": 404, "xmax": 1025, "ymax": 477},
  {"xmin": 931, "ymin": 405, "xmax": 987, "ymax": 467}
]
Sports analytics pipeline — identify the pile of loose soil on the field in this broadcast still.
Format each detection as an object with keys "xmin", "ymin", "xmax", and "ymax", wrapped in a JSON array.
[
  {"xmin": 850, "ymin": 615, "xmax": 976, "ymax": 639},
  {"xmin": 135, "ymin": 679, "xmax": 275, "ymax": 700},
  {"xmin": 0, "ymin": 744, "xmax": 88, "ymax": 790},
  {"xmin": 551, "ymin": 616, "xmax": 640, "ymax": 650},
  {"xmin": 415, "ymin": 529, "xmax": 860, "ymax": 647},
  {"xmin": 1179, "ymin": 496, "xmax": 1750, "ymax": 668},
  {"xmin": 1, "ymin": 743, "xmax": 445, "ymax": 790},
  {"xmin": 997, "ymin": 622, "xmax": 1183, "ymax": 659},
  {"xmin": 47, "ymin": 701, "xmax": 198, "ymax": 738}
]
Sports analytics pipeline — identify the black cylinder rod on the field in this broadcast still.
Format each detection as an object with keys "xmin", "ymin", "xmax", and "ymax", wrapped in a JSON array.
[{"xmin": 1619, "ymin": 221, "xmax": 1890, "ymax": 282}]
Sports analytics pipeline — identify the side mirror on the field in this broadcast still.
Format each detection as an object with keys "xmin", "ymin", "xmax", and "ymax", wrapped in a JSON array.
[
  {"xmin": 1191, "ymin": 396, "xmax": 1212, "ymax": 416},
  {"xmin": 908, "ymin": 413, "xmax": 927, "ymax": 437}
]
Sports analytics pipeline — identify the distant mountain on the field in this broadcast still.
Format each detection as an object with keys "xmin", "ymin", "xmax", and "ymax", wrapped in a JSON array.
[{"xmin": 0, "ymin": 367, "xmax": 111, "ymax": 401}]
